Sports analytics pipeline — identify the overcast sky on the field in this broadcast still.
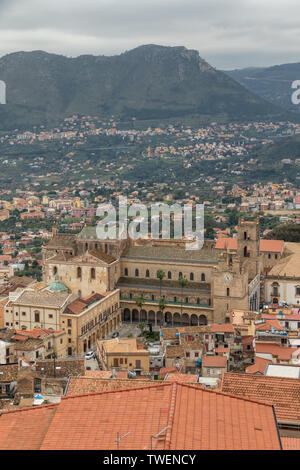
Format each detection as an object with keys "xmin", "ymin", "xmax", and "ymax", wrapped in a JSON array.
[{"xmin": 0, "ymin": 0, "xmax": 299, "ymax": 69}]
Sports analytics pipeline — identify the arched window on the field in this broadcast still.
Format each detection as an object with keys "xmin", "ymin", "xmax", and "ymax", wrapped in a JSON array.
[
  {"xmin": 197, "ymin": 298, "xmax": 200, "ymax": 304},
  {"xmin": 227, "ymin": 288, "xmax": 230, "ymax": 297},
  {"xmin": 77, "ymin": 267, "xmax": 82, "ymax": 278},
  {"xmin": 124, "ymin": 268, "xmax": 128, "ymax": 276},
  {"xmin": 201, "ymin": 273, "xmax": 205, "ymax": 282},
  {"xmin": 179, "ymin": 272, "xmax": 183, "ymax": 278},
  {"xmin": 168, "ymin": 271, "xmax": 172, "ymax": 279},
  {"xmin": 146, "ymin": 269, "xmax": 150, "ymax": 278},
  {"xmin": 85, "ymin": 243, "xmax": 88, "ymax": 251},
  {"xmin": 91, "ymin": 268, "xmax": 96, "ymax": 280},
  {"xmin": 34, "ymin": 311, "xmax": 40, "ymax": 323},
  {"xmin": 190, "ymin": 272, "xmax": 194, "ymax": 281},
  {"xmin": 53, "ymin": 266, "xmax": 57, "ymax": 275},
  {"xmin": 272, "ymin": 282, "xmax": 279, "ymax": 296},
  {"xmin": 135, "ymin": 269, "xmax": 139, "ymax": 277}
]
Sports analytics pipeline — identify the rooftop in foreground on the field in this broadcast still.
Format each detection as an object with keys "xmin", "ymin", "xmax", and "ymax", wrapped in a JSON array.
[{"xmin": 0, "ymin": 381, "xmax": 281, "ymax": 450}]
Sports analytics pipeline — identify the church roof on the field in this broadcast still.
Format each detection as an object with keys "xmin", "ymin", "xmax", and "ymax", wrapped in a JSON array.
[
  {"xmin": 76, "ymin": 226, "xmax": 98, "ymax": 240},
  {"xmin": 267, "ymin": 253, "xmax": 300, "ymax": 278},
  {"xmin": 121, "ymin": 245, "xmax": 218, "ymax": 263},
  {"xmin": 46, "ymin": 234, "xmax": 76, "ymax": 248}
]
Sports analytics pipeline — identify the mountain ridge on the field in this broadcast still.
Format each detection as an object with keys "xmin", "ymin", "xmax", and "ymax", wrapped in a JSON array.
[
  {"xmin": 226, "ymin": 62, "xmax": 300, "ymax": 113},
  {"xmin": 0, "ymin": 44, "xmax": 293, "ymax": 130}
]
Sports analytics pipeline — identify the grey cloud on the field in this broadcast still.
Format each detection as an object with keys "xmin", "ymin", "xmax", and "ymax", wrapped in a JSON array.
[{"xmin": 0, "ymin": 0, "xmax": 300, "ymax": 69}]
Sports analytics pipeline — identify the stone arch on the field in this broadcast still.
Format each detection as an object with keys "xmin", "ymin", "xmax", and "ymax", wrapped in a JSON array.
[
  {"xmin": 181, "ymin": 314, "xmax": 190, "ymax": 326},
  {"xmin": 148, "ymin": 310, "xmax": 155, "ymax": 324},
  {"xmin": 191, "ymin": 314, "xmax": 198, "ymax": 326},
  {"xmin": 132, "ymin": 309, "xmax": 139, "ymax": 322},
  {"xmin": 156, "ymin": 311, "xmax": 162, "ymax": 325},
  {"xmin": 173, "ymin": 313, "xmax": 181, "ymax": 326},
  {"xmin": 199, "ymin": 314, "xmax": 207, "ymax": 325},
  {"xmin": 165, "ymin": 311, "xmax": 172, "ymax": 324},
  {"xmin": 140, "ymin": 309, "xmax": 147, "ymax": 322},
  {"xmin": 123, "ymin": 308, "xmax": 130, "ymax": 322}
]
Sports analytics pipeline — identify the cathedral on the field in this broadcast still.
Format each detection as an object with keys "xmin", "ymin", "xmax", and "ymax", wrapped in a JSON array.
[{"xmin": 43, "ymin": 218, "xmax": 284, "ymax": 327}]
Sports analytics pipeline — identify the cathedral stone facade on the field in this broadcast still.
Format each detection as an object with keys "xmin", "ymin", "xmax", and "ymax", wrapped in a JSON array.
[{"xmin": 42, "ymin": 218, "xmax": 270, "ymax": 327}]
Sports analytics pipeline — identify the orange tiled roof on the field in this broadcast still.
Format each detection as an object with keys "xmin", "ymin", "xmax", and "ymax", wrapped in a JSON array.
[
  {"xmin": 165, "ymin": 373, "xmax": 198, "ymax": 383},
  {"xmin": 246, "ymin": 357, "xmax": 272, "ymax": 374},
  {"xmin": 0, "ymin": 405, "xmax": 57, "ymax": 449},
  {"xmin": 281, "ymin": 437, "xmax": 300, "ymax": 450},
  {"xmin": 202, "ymin": 355, "xmax": 227, "ymax": 368},
  {"xmin": 255, "ymin": 342, "xmax": 298, "ymax": 360},
  {"xmin": 215, "ymin": 238, "xmax": 284, "ymax": 253},
  {"xmin": 255, "ymin": 320, "xmax": 284, "ymax": 332},
  {"xmin": 84, "ymin": 370, "xmax": 112, "ymax": 378},
  {"xmin": 221, "ymin": 372, "xmax": 300, "ymax": 423},
  {"xmin": 66, "ymin": 377, "xmax": 156, "ymax": 396},
  {"xmin": 0, "ymin": 382, "xmax": 281, "ymax": 450},
  {"xmin": 209, "ymin": 323, "xmax": 235, "ymax": 333},
  {"xmin": 159, "ymin": 366, "xmax": 178, "ymax": 379}
]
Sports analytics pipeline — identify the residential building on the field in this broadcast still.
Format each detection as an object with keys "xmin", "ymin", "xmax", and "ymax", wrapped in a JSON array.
[{"xmin": 97, "ymin": 337, "xmax": 150, "ymax": 375}]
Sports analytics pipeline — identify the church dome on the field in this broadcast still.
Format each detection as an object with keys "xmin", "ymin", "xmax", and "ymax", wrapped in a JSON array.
[{"xmin": 48, "ymin": 274, "xmax": 68, "ymax": 292}]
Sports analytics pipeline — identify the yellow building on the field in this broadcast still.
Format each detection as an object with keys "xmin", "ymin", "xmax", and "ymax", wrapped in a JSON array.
[
  {"xmin": 61, "ymin": 289, "xmax": 121, "ymax": 356},
  {"xmin": 97, "ymin": 337, "xmax": 149, "ymax": 375}
]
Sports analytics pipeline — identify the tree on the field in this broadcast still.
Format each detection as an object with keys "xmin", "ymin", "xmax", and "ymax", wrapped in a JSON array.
[
  {"xmin": 138, "ymin": 322, "xmax": 146, "ymax": 334},
  {"xmin": 156, "ymin": 269, "xmax": 165, "ymax": 298},
  {"xmin": 178, "ymin": 275, "xmax": 188, "ymax": 316},
  {"xmin": 135, "ymin": 294, "xmax": 145, "ymax": 324},
  {"xmin": 158, "ymin": 297, "xmax": 167, "ymax": 325}
]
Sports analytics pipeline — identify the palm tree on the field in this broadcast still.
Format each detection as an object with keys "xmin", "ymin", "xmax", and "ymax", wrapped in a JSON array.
[
  {"xmin": 135, "ymin": 294, "xmax": 145, "ymax": 324},
  {"xmin": 178, "ymin": 275, "xmax": 188, "ymax": 317},
  {"xmin": 156, "ymin": 269, "xmax": 165, "ymax": 299},
  {"xmin": 159, "ymin": 297, "xmax": 167, "ymax": 325}
]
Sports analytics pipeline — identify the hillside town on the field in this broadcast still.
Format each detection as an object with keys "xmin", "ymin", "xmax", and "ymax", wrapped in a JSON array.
[{"xmin": 0, "ymin": 216, "xmax": 299, "ymax": 450}]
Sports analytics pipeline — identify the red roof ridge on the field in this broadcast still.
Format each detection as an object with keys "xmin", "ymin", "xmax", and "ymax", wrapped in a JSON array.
[
  {"xmin": 164, "ymin": 382, "xmax": 177, "ymax": 450},
  {"xmin": 0, "ymin": 403, "xmax": 58, "ymax": 416}
]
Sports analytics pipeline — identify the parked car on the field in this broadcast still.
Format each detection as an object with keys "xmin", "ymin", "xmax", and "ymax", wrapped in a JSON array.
[{"xmin": 85, "ymin": 351, "xmax": 94, "ymax": 360}]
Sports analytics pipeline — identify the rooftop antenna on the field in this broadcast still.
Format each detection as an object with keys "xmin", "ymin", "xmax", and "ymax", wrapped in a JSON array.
[
  {"xmin": 116, "ymin": 431, "xmax": 131, "ymax": 450},
  {"xmin": 150, "ymin": 426, "xmax": 169, "ymax": 450}
]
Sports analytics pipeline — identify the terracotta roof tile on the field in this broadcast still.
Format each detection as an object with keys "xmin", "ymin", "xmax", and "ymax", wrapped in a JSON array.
[
  {"xmin": 165, "ymin": 373, "xmax": 198, "ymax": 383},
  {"xmin": 255, "ymin": 320, "xmax": 284, "ymax": 331},
  {"xmin": 246, "ymin": 357, "xmax": 272, "ymax": 374},
  {"xmin": 215, "ymin": 238, "xmax": 284, "ymax": 253},
  {"xmin": 282, "ymin": 437, "xmax": 300, "ymax": 450},
  {"xmin": 202, "ymin": 355, "xmax": 227, "ymax": 368},
  {"xmin": 221, "ymin": 372, "xmax": 300, "ymax": 423},
  {"xmin": 255, "ymin": 342, "xmax": 298, "ymax": 360},
  {"xmin": 0, "ymin": 382, "xmax": 281, "ymax": 450}
]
